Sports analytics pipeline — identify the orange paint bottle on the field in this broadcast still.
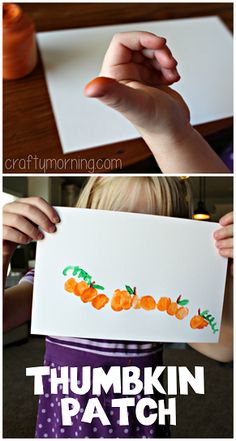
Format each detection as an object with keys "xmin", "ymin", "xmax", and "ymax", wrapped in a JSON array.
[{"xmin": 3, "ymin": 3, "xmax": 37, "ymax": 79}]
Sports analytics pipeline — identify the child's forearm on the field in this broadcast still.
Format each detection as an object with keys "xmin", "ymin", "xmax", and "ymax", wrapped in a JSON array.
[
  {"xmin": 3, "ymin": 255, "xmax": 32, "ymax": 333},
  {"xmin": 141, "ymin": 125, "xmax": 230, "ymax": 173},
  {"xmin": 3, "ymin": 283, "xmax": 33, "ymax": 332}
]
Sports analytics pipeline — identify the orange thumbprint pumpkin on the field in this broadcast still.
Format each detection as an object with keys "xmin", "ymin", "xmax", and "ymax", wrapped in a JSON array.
[
  {"xmin": 92, "ymin": 294, "xmax": 109, "ymax": 310},
  {"xmin": 167, "ymin": 301, "xmax": 178, "ymax": 316},
  {"xmin": 80, "ymin": 287, "xmax": 98, "ymax": 303},
  {"xmin": 140, "ymin": 296, "xmax": 156, "ymax": 311},
  {"xmin": 132, "ymin": 294, "xmax": 141, "ymax": 309},
  {"xmin": 73, "ymin": 281, "xmax": 89, "ymax": 296},
  {"xmin": 157, "ymin": 297, "xmax": 171, "ymax": 311},
  {"xmin": 111, "ymin": 289, "xmax": 132, "ymax": 311},
  {"xmin": 190, "ymin": 315, "xmax": 208, "ymax": 329},
  {"xmin": 64, "ymin": 277, "xmax": 77, "ymax": 293},
  {"xmin": 175, "ymin": 306, "xmax": 189, "ymax": 320},
  {"xmin": 122, "ymin": 292, "xmax": 133, "ymax": 310},
  {"xmin": 111, "ymin": 292, "xmax": 123, "ymax": 312}
]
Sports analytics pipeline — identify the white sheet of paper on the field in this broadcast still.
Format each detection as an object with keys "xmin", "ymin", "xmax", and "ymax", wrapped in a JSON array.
[
  {"xmin": 31, "ymin": 207, "xmax": 228, "ymax": 342},
  {"xmin": 37, "ymin": 16, "xmax": 233, "ymax": 153}
]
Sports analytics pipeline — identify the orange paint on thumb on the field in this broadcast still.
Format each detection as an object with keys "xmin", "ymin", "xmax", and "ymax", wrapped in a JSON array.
[{"xmin": 84, "ymin": 76, "xmax": 117, "ymax": 97}]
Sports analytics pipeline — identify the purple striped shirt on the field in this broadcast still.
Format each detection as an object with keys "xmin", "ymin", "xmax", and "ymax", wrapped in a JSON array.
[{"xmin": 20, "ymin": 270, "xmax": 162, "ymax": 357}]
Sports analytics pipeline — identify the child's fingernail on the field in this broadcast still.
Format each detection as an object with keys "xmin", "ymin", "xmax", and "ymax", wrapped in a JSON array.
[
  {"xmin": 38, "ymin": 232, "xmax": 44, "ymax": 240},
  {"xmin": 168, "ymin": 70, "xmax": 179, "ymax": 81},
  {"xmin": 49, "ymin": 225, "xmax": 56, "ymax": 233},
  {"xmin": 214, "ymin": 231, "xmax": 219, "ymax": 238},
  {"xmin": 219, "ymin": 218, "xmax": 226, "ymax": 225},
  {"xmin": 53, "ymin": 216, "xmax": 60, "ymax": 223}
]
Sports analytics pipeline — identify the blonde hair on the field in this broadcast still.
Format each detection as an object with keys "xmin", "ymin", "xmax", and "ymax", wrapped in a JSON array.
[{"xmin": 75, "ymin": 177, "xmax": 192, "ymax": 219}]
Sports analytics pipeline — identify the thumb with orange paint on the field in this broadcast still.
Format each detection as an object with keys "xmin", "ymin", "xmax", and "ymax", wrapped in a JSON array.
[
  {"xmin": 84, "ymin": 75, "xmax": 191, "ymax": 146},
  {"xmin": 84, "ymin": 76, "xmax": 154, "ymax": 131}
]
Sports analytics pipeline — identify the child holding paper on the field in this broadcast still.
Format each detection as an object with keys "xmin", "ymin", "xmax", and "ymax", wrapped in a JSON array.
[
  {"xmin": 3, "ymin": 177, "xmax": 233, "ymax": 438},
  {"xmin": 84, "ymin": 31, "xmax": 230, "ymax": 173}
]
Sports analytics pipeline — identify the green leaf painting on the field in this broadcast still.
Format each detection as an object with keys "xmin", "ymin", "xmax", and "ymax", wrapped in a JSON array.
[
  {"xmin": 62, "ymin": 266, "xmax": 75, "ymax": 276},
  {"xmin": 125, "ymin": 285, "xmax": 134, "ymax": 295},
  {"xmin": 178, "ymin": 299, "xmax": 189, "ymax": 306},
  {"xmin": 84, "ymin": 274, "xmax": 92, "ymax": 284},
  {"xmin": 92, "ymin": 284, "xmax": 105, "ymax": 290},
  {"xmin": 200, "ymin": 309, "xmax": 219, "ymax": 334}
]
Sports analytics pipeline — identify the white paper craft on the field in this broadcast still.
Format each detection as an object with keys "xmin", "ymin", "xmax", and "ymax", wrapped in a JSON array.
[
  {"xmin": 37, "ymin": 16, "xmax": 233, "ymax": 154},
  {"xmin": 31, "ymin": 207, "xmax": 228, "ymax": 342}
]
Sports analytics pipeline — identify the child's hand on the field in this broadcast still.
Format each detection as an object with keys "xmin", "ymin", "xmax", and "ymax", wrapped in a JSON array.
[
  {"xmin": 84, "ymin": 31, "xmax": 228, "ymax": 173},
  {"xmin": 214, "ymin": 212, "xmax": 233, "ymax": 276},
  {"xmin": 3, "ymin": 197, "xmax": 60, "ymax": 259},
  {"xmin": 84, "ymin": 31, "xmax": 190, "ymax": 144}
]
